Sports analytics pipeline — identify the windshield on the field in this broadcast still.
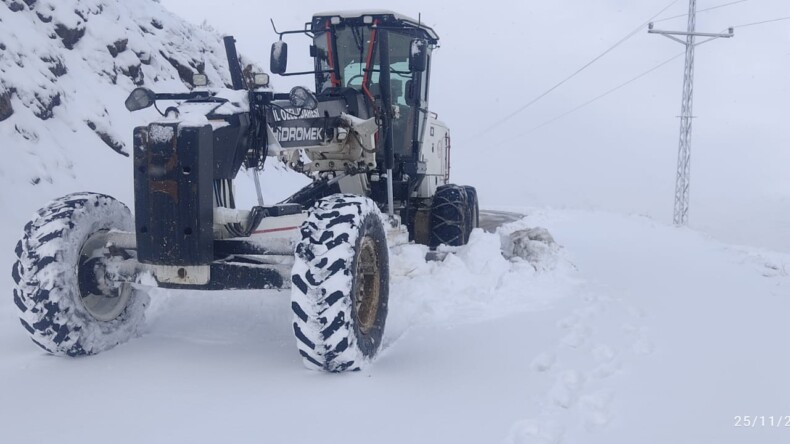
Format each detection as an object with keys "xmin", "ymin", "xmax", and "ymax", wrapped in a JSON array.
[
  {"xmin": 313, "ymin": 23, "xmax": 424, "ymax": 157},
  {"xmin": 313, "ymin": 25, "xmax": 414, "ymax": 100}
]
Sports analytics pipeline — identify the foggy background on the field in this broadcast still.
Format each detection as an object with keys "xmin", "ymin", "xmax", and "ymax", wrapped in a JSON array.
[{"xmin": 161, "ymin": 0, "xmax": 790, "ymax": 251}]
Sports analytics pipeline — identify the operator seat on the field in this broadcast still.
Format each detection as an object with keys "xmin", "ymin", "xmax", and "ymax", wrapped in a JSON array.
[{"xmin": 317, "ymin": 87, "xmax": 371, "ymax": 120}]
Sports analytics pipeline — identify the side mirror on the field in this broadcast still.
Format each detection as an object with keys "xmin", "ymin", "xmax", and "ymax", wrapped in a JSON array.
[
  {"xmin": 409, "ymin": 39, "xmax": 428, "ymax": 73},
  {"xmin": 270, "ymin": 41, "xmax": 288, "ymax": 75},
  {"xmin": 125, "ymin": 87, "xmax": 156, "ymax": 112},
  {"xmin": 289, "ymin": 86, "xmax": 318, "ymax": 110}
]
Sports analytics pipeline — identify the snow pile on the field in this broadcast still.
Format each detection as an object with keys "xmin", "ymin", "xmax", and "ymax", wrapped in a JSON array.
[
  {"xmin": 500, "ymin": 223, "xmax": 561, "ymax": 272},
  {"xmin": 388, "ymin": 225, "xmax": 577, "ymax": 331}
]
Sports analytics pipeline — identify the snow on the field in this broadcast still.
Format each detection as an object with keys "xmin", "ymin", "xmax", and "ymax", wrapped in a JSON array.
[
  {"xmin": 4, "ymin": 206, "xmax": 789, "ymax": 443},
  {"xmin": 211, "ymin": 88, "xmax": 250, "ymax": 115},
  {"xmin": 148, "ymin": 124, "xmax": 175, "ymax": 143},
  {"xmin": 271, "ymin": 40, "xmax": 285, "ymax": 63},
  {"xmin": 3, "ymin": 0, "xmax": 790, "ymax": 443}
]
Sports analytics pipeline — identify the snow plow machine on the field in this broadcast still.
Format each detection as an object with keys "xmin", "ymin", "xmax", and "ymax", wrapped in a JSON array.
[{"xmin": 11, "ymin": 11, "xmax": 478, "ymax": 372}]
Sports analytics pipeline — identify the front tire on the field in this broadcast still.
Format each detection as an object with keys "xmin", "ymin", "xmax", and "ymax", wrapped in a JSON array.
[
  {"xmin": 291, "ymin": 194, "xmax": 390, "ymax": 372},
  {"xmin": 12, "ymin": 193, "xmax": 149, "ymax": 356}
]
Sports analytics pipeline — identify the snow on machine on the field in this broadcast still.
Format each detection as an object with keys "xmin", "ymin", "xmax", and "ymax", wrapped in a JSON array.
[{"xmin": 12, "ymin": 11, "xmax": 478, "ymax": 372}]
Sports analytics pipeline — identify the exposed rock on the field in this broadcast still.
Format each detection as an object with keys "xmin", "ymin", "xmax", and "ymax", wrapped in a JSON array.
[
  {"xmin": 33, "ymin": 92, "xmax": 61, "ymax": 120},
  {"xmin": 42, "ymin": 56, "xmax": 67, "ymax": 77},
  {"xmin": 7, "ymin": 1, "xmax": 25, "ymax": 12},
  {"xmin": 0, "ymin": 42, "xmax": 6, "ymax": 51},
  {"xmin": 106, "ymin": 38, "xmax": 128, "ymax": 57},
  {"xmin": 23, "ymin": 0, "xmax": 37, "ymax": 6},
  {"xmin": 190, "ymin": 60, "xmax": 205, "ymax": 74},
  {"xmin": 36, "ymin": 12, "xmax": 52, "ymax": 23},
  {"xmin": 86, "ymin": 121, "xmax": 129, "ymax": 157},
  {"xmin": 151, "ymin": 19, "xmax": 163, "ymax": 30},
  {"xmin": 54, "ymin": 23, "xmax": 85, "ymax": 49},
  {"xmin": 120, "ymin": 63, "xmax": 144, "ymax": 85},
  {"xmin": 160, "ymin": 51, "xmax": 194, "ymax": 86},
  {"xmin": 134, "ymin": 50, "xmax": 152, "ymax": 65},
  {"xmin": 0, "ymin": 89, "xmax": 13, "ymax": 122}
]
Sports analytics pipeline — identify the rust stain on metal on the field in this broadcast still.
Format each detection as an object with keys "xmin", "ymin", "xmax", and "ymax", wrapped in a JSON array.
[{"xmin": 150, "ymin": 180, "xmax": 179, "ymax": 203}]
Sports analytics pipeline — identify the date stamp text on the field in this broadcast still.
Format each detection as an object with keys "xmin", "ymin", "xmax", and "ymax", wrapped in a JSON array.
[{"xmin": 734, "ymin": 416, "xmax": 790, "ymax": 428}]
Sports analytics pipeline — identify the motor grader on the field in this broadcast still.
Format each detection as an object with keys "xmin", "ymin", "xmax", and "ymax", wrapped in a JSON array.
[{"xmin": 12, "ymin": 10, "xmax": 478, "ymax": 372}]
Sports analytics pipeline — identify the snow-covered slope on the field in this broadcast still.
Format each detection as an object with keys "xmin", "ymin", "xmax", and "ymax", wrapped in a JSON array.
[{"xmin": 0, "ymin": 0, "xmax": 243, "ymax": 204}]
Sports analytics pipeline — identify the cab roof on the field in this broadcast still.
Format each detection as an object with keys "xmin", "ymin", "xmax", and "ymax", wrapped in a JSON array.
[{"xmin": 311, "ymin": 10, "xmax": 439, "ymax": 43}]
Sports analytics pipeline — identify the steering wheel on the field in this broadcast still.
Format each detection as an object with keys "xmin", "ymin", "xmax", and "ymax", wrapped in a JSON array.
[{"xmin": 346, "ymin": 74, "xmax": 365, "ymax": 87}]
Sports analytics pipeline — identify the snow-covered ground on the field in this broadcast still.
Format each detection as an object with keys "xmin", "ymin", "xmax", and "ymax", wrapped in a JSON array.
[
  {"xmin": 3, "ymin": 1, "xmax": 790, "ymax": 442},
  {"xmin": 2, "ymin": 207, "xmax": 788, "ymax": 443}
]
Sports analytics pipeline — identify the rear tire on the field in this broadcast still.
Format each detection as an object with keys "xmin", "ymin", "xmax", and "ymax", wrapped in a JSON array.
[
  {"xmin": 291, "ymin": 194, "xmax": 390, "ymax": 372},
  {"xmin": 463, "ymin": 185, "xmax": 479, "ymax": 239},
  {"xmin": 429, "ymin": 184, "xmax": 469, "ymax": 248},
  {"xmin": 12, "ymin": 193, "xmax": 149, "ymax": 356}
]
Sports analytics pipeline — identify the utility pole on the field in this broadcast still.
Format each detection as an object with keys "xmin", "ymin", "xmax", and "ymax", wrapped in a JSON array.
[{"xmin": 649, "ymin": 0, "xmax": 733, "ymax": 225}]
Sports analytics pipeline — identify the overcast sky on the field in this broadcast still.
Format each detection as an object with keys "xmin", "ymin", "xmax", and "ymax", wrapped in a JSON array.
[{"xmin": 161, "ymin": 0, "xmax": 790, "ymax": 249}]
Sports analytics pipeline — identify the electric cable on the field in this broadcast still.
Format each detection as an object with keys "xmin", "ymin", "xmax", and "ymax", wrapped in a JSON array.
[
  {"xmin": 521, "ymin": 52, "xmax": 684, "ymax": 137},
  {"xmin": 652, "ymin": 0, "xmax": 748, "ymax": 24},
  {"xmin": 497, "ymin": 13, "xmax": 790, "ymax": 141},
  {"xmin": 732, "ymin": 16, "xmax": 790, "ymax": 28},
  {"xmin": 464, "ymin": 0, "xmax": 680, "ymax": 143}
]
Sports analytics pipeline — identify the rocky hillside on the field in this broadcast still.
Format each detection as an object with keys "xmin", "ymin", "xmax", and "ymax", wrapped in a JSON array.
[{"xmin": 0, "ymin": 0, "xmax": 252, "ymax": 205}]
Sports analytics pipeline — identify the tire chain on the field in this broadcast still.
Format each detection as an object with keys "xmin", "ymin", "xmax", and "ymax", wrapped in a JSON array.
[{"xmin": 430, "ymin": 185, "xmax": 468, "ymax": 247}]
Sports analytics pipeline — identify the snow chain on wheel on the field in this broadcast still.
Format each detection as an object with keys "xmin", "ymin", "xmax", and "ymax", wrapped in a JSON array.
[
  {"xmin": 12, "ymin": 192, "xmax": 149, "ymax": 356},
  {"xmin": 291, "ymin": 194, "xmax": 390, "ymax": 372},
  {"xmin": 429, "ymin": 184, "xmax": 469, "ymax": 248}
]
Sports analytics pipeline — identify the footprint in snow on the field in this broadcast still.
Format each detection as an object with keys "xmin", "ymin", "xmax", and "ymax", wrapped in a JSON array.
[
  {"xmin": 549, "ymin": 370, "xmax": 585, "ymax": 409},
  {"xmin": 622, "ymin": 323, "xmax": 655, "ymax": 356},
  {"xmin": 530, "ymin": 352, "xmax": 557, "ymax": 373},
  {"xmin": 560, "ymin": 324, "xmax": 592, "ymax": 349},
  {"xmin": 590, "ymin": 344, "xmax": 621, "ymax": 379},
  {"xmin": 556, "ymin": 314, "xmax": 580, "ymax": 330},
  {"xmin": 579, "ymin": 388, "xmax": 615, "ymax": 430},
  {"xmin": 506, "ymin": 419, "xmax": 565, "ymax": 444}
]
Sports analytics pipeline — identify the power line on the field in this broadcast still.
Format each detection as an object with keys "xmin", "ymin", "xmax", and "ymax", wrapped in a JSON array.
[
  {"xmin": 463, "ymin": 0, "xmax": 680, "ymax": 143},
  {"xmin": 652, "ymin": 0, "xmax": 748, "ymax": 23},
  {"xmin": 511, "ymin": 14, "xmax": 790, "ymax": 138},
  {"xmin": 732, "ymin": 16, "xmax": 790, "ymax": 28},
  {"xmin": 483, "ymin": 51, "xmax": 683, "ymax": 151},
  {"xmin": 523, "ymin": 52, "xmax": 684, "ymax": 136}
]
